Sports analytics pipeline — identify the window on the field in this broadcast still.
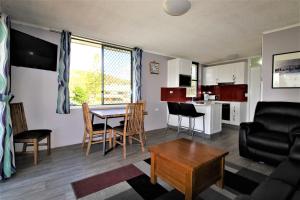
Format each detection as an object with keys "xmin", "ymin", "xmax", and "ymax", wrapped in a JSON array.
[
  {"xmin": 186, "ymin": 62, "xmax": 199, "ymax": 97},
  {"xmin": 69, "ymin": 37, "xmax": 132, "ymax": 106}
]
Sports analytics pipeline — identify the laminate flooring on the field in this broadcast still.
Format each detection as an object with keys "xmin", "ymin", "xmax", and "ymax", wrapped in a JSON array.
[{"xmin": 0, "ymin": 126, "xmax": 274, "ymax": 200}]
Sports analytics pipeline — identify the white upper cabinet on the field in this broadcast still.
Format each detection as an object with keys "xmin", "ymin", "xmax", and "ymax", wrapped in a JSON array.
[
  {"xmin": 179, "ymin": 59, "xmax": 192, "ymax": 75},
  {"xmin": 217, "ymin": 64, "xmax": 234, "ymax": 83},
  {"xmin": 202, "ymin": 61, "xmax": 247, "ymax": 85},
  {"xmin": 167, "ymin": 58, "xmax": 192, "ymax": 87},
  {"xmin": 203, "ymin": 67, "xmax": 217, "ymax": 86},
  {"xmin": 232, "ymin": 62, "xmax": 247, "ymax": 84}
]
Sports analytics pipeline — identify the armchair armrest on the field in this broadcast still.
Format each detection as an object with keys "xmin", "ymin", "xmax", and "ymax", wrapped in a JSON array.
[{"xmin": 240, "ymin": 122, "xmax": 263, "ymax": 135}]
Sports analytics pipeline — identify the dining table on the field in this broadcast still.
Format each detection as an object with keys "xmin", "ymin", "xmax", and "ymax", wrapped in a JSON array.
[{"xmin": 90, "ymin": 108, "xmax": 147, "ymax": 155}]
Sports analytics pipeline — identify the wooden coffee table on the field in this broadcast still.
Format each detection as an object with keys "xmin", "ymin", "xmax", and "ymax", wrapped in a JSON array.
[{"xmin": 148, "ymin": 138, "xmax": 228, "ymax": 200}]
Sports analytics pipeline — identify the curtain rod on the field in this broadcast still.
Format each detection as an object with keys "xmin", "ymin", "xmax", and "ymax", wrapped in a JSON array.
[{"xmin": 12, "ymin": 19, "xmax": 134, "ymax": 50}]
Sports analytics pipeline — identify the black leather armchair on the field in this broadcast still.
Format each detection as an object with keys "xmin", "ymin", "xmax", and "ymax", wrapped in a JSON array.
[
  {"xmin": 239, "ymin": 101, "xmax": 300, "ymax": 165},
  {"xmin": 236, "ymin": 136, "xmax": 300, "ymax": 200}
]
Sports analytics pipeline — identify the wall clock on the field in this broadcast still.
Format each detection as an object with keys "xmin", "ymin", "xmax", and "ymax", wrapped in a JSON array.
[{"xmin": 149, "ymin": 61, "xmax": 160, "ymax": 74}]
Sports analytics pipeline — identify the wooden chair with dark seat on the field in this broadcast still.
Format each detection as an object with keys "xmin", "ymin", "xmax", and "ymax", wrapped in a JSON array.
[
  {"xmin": 10, "ymin": 102, "xmax": 51, "ymax": 165},
  {"xmin": 113, "ymin": 103, "xmax": 145, "ymax": 159},
  {"xmin": 81, "ymin": 103, "xmax": 113, "ymax": 156}
]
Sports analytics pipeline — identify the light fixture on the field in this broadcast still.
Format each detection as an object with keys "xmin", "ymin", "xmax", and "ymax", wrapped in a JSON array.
[{"xmin": 163, "ymin": 0, "xmax": 191, "ymax": 16}]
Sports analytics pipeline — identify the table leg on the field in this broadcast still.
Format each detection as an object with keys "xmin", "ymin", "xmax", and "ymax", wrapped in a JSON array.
[
  {"xmin": 103, "ymin": 117, "xmax": 108, "ymax": 156},
  {"xmin": 150, "ymin": 153, "xmax": 157, "ymax": 184},
  {"xmin": 185, "ymin": 170, "xmax": 194, "ymax": 200},
  {"xmin": 216, "ymin": 157, "xmax": 225, "ymax": 188}
]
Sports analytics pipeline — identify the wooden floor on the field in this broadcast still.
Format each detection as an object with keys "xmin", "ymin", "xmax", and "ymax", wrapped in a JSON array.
[{"xmin": 0, "ymin": 126, "xmax": 274, "ymax": 200}]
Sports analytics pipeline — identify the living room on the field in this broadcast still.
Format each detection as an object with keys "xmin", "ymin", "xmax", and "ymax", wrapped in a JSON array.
[{"xmin": 0, "ymin": 1, "xmax": 300, "ymax": 200}]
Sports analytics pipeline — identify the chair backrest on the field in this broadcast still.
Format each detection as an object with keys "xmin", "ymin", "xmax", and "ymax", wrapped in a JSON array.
[
  {"xmin": 82, "ymin": 103, "xmax": 93, "ymax": 134},
  {"xmin": 10, "ymin": 102, "xmax": 28, "ymax": 135},
  {"xmin": 124, "ymin": 103, "xmax": 144, "ymax": 136},
  {"xmin": 254, "ymin": 101, "xmax": 300, "ymax": 134},
  {"xmin": 167, "ymin": 102, "xmax": 180, "ymax": 115},
  {"xmin": 180, "ymin": 103, "xmax": 197, "ymax": 116}
]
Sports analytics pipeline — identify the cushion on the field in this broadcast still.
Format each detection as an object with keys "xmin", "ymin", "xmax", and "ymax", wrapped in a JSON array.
[
  {"xmin": 251, "ymin": 179, "xmax": 294, "ymax": 200},
  {"xmin": 14, "ymin": 129, "xmax": 51, "ymax": 140},
  {"xmin": 92, "ymin": 123, "xmax": 112, "ymax": 131},
  {"xmin": 270, "ymin": 159, "xmax": 300, "ymax": 186},
  {"xmin": 290, "ymin": 190, "xmax": 300, "ymax": 200},
  {"xmin": 247, "ymin": 131, "xmax": 290, "ymax": 154}
]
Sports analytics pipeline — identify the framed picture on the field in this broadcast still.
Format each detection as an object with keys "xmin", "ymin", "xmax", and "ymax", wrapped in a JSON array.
[
  {"xmin": 272, "ymin": 51, "xmax": 300, "ymax": 88},
  {"xmin": 149, "ymin": 61, "xmax": 160, "ymax": 74}
]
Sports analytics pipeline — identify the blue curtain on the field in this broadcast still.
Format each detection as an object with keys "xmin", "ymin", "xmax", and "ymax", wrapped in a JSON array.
[
  {"xmin": 132, "ymin": 48, "xmax": 143, "ymax": 102},
  {"xmin": 56, "ymin": 30, "xmax": 71, "ymax": 114},
  {"xmin": 0, "ymin": 13, "xmax": 16, "ymax": 180}
]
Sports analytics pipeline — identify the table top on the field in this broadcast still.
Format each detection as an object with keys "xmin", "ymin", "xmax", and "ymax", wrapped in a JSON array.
[
  {"xmin": 90, "ymin": 108, "xmax": 147, "ymax": 118},
  {"xmin": 148, "ymin": 138, "xmax": 228, "ymax": 169}
]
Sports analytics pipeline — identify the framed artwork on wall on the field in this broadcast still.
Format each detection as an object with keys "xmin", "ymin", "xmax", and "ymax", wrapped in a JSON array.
[
  {"xmin": 272, "ymin": 51, "xmax": 300, "ymax": 88},
  {"xmin": 149, "ymin": 61, "xmax": 160, "ymax": 74}
]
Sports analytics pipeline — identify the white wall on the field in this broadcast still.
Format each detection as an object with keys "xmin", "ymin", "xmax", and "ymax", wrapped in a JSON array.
[
  {"xmin": 11, "ymin": 23, "xmax": 170, "ymax": 148},
  {"xmin": 262, "ymin": 26, "xmax": 300, "ymax": 101}
]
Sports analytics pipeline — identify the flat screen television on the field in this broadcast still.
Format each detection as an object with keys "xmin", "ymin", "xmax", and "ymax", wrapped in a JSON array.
[
  {"xmin": 179, "ymin": 74, "xmax": 191, "ymax": 87},
  {"xmin": 10, "ymin": 29, "xmax": 58, "ymax": 71}
]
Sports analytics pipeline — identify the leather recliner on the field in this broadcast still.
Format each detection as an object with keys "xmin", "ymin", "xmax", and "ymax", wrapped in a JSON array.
[
  {"xmin": 239, "ymin": 101, "xmax": 300, "ymax": 165},
  {"xmin": 236, "ymin": 136, "xmax": 300, "ymax": 200}
]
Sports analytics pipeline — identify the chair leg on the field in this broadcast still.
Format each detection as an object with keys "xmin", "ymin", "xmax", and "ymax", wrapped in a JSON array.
[
  {"xmin": 82, "ymin": 130, "xmax": 87, "ymax": 148},
  {"xmin": 86, "ymin": 139, "xmax": 92, "ymax": 156},
  {"xmin": 113, "ymin": 131, "xmax": 117, "ymax": 148},
  {"xmin": 202, "ymin": 115, "xmax": 205, "ymax": 133},
  {"xmin": 109, "ymin": 129, "xmax": 112, "ymax": 148},
  {"xmin": 139, "ymin": 132, "xmax": 145, "ymax": 152},
  {"xmin": 165, "ymin": 114, "xmax": 170, "ymax": 134},
  {"xmin": 177, "ymin": 116, "xmax": 182, "ymax": 136},
  {"xmin": 123, "ymin": 136, "xmax": 127, "ymax": 159},
  {"xmin": 192, "ymin": 118, "xmax": 195, "ymax": 137},
  {"xmin": 22, "ymin": 143, "xmax": 27, "ymax": 153},
  {"xmin": 33, "ymin": 139, "xmax": 39, "ymax": 165},
  {"xmin": 129, "ymin": 136, "xmax": 133, "ymax": 145},
  {"xmin": 47, "ymin": 134, "xmax": 51, "ymax": 155}
]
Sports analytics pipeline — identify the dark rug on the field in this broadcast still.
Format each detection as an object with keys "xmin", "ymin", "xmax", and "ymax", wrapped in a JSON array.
[{"xmin": 71, "ymin": 158, "xmax": 267, "ymax": 199}]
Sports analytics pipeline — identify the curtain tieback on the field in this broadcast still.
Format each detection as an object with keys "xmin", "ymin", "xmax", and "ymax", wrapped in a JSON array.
[
  {"xmin": 58, "ymin": 79, "xmax": 66, "ymax": 87},
  {"xmin": 0, "ymin": 93, "xmax": 14, "ymax": 102}
]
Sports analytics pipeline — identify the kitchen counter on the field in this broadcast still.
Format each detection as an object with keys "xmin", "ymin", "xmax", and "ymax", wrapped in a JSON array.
[{"xmin": 168, "ymin": 102, "xmax": 222, "ymax": 135}]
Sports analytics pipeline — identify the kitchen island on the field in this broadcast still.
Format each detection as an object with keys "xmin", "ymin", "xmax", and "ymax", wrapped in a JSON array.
[{"xmin": 168, "ymin": 102, "xmax": 222, "ymax": 135}]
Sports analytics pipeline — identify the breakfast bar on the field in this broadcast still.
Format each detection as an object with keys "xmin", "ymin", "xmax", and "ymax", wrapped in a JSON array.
[{"xmin": 168, "ymin": 102, "xmax": 222, "ymax": 135}]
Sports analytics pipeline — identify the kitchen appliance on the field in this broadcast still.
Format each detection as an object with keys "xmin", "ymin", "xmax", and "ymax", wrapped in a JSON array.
[
  {"xmin": 203, "ymin": 94, "xmax": 209, "ymax": 101},
  {"xmin": 179, "ymin": 74, "xmax": 191, "ymax": 87},
  {"xmin": 222, "ymin": 103, "xmax": 230, "ymax": 121}
]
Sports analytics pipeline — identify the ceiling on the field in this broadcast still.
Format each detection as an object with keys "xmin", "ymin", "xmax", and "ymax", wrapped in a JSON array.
[{"xmin": 2, "ymin": 0, "xmax": 300, "ymax": 64}]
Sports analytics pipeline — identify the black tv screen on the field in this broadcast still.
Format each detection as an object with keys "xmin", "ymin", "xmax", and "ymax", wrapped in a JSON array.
[
  {"xmin": 179, "ymin": 74, "xmax": 191, "ymax": 87},
  {"xmin": 11, "ymin": 29, "xmax": 58, "ymax": 71}
]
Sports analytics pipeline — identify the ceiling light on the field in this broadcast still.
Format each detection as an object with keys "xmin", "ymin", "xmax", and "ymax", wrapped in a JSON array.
[{"xmin": 163, "ymin": 0, "xmax": 191, "ymax": 16}]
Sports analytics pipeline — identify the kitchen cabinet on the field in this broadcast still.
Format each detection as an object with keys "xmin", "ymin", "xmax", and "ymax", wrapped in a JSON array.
[
  {"xmin": 203, "ymin": 67, "xmax": 217, "ymax": 86},
  {"xmin": 217, "ymin": 101, "xmax": 247, "ymax": 126},
  {"xmin": 202, "ymin": 61, "xmax": 247, "ymax": 85},
  {"xmin": 167, "ymin": 58, "xmax": 192, "ymax": 87}
]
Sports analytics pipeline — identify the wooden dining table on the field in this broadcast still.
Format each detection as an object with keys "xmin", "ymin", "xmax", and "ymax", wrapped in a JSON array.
[{"xmin": 90, "ymin": 108, "xmax": 147, "ymax": 155}]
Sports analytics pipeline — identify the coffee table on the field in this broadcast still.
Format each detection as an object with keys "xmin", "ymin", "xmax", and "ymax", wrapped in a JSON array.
[{"xmin": 148, "ymin": 138, "xmax": 229, "ymax": 200}]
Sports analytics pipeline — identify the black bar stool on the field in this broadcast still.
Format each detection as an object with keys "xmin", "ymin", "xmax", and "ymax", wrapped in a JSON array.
[
  {"xmin": 166, "ymin": 102, "xmax": 181, "ymax": 134},
  {"xmin": 179, "ymin": 103, "xmax": 205, "ymax": 136}
]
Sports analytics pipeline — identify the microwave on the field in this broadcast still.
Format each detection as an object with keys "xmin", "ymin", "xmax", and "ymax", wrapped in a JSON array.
[{"xmin": 179, "ymin": 74, "xmax": 191, "ymax": 87}]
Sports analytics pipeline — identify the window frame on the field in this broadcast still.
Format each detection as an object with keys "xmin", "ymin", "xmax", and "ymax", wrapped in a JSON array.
[
  {"xmin": 191, "ymin": 62, "xmax": 199, "ymax": 97},
  {"xmin": 70, "ymin": 36, "xmax": 133, "ymax": 106}
]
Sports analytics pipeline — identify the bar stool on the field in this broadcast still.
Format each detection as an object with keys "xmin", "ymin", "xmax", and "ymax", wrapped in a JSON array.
[
  {"xmin": 166, "ymin": 102, "xmax": 181, "ymax": 134},
  {"xmin": 179, "ymin": 103, "xmax": 205, "ymax": 136}
]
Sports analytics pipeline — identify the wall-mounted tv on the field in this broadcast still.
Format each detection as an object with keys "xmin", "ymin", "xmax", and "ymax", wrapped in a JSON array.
[
  {"xmin": 179, "ymin": 74, "xmax": 191, "ymax": 87},
  {"xmin": 10, "ymin": 29, "xmax": 58, "ymax": 71}
]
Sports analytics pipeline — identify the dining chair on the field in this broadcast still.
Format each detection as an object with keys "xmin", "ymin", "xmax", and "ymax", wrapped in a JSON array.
[
  {"xmin": 81, "ymin": 103, "xmax": 113, "ymax": 156},
  {"xmin": 10, "ymin": 102, "xmax": 51, "ymax": 165},
  {"xmin": 113, "ymin": 103, "xmax": 145, "ymax": 159},
  {"xmin": 119, "ymin": 100, "xmax": 147, "ymax": 143}
]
